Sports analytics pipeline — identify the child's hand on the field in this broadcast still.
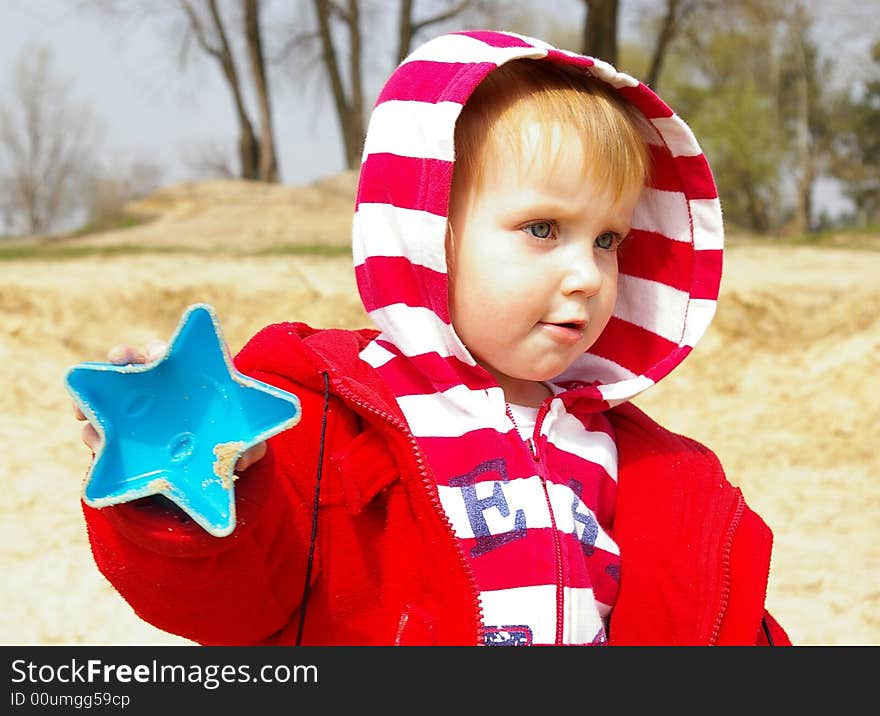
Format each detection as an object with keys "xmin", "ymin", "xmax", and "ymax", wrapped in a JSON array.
[{"xmin": 72, "ymin": 339, "xmax": 266, "ymax": 472}]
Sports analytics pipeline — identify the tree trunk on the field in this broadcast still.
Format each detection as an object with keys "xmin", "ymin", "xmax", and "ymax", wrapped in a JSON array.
[
  {"xmin": 244, "ymin": 0, "xmax": 279, "ymax": 182},
  {"xmin": 397, "ymin": 0, "xmax": 414, "ymax": 65},
  {"xmin": 346, "ymin": 0, "xmax": 365, "ymax": 169},
  {"xmin": 397, "ymin": 0, "xmax": 473, "ymax": 65},
  {"xmin": 646, "ymin": 0, "xmax": 683, "ymax": 90},
  {"xmin": 581, "ymin": 0, "xmax": 619, "ymax": 65},
  {"xmin": 206, "ymin": 0, "xmax": 259, "ymax": 179},
  {"xmin": 745, "ymin": 185, "xmax": 771, "ymax": 234},
  {"xmin": 313, "ymin": 0, "xmax": 363, "ymax": 170},
  {"xmin": 791, "ymin": 10, "xmax": 813, "ymax": 234},
  {"xmin": 313, "ymin": 0, "xmax": 477, "ymax": 170},
  {"xmin": 181, "ymin": 0, "xmax": 260, "ymax": 180}
]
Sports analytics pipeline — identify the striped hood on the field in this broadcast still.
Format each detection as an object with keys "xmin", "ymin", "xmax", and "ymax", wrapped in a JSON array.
[
  {"xmin": 353, "ymin": 30, "xmax": 722, "ymax": 408},
  {"xmin": 351, "ymin": 30, "xmax": 723, "ymax": 643}
]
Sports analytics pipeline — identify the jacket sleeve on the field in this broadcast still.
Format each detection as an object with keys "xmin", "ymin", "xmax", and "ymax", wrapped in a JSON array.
[{"xmin": 81, "ymin": 369, "xmax": 343, "ymax": 645}]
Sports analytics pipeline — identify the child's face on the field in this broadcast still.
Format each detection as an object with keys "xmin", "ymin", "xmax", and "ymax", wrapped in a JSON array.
[{"xmin": 447, "ymin": 120, "xmax": 642, "ymax": 407}]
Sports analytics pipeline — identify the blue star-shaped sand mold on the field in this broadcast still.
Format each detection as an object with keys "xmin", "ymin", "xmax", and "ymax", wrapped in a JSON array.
[{"xmin": 65, "ymin": 303, "xmax": 301, "ymax": 537}]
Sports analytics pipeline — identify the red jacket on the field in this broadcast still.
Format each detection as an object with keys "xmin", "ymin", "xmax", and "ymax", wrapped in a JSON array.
[{"xmin": 82, "ymin": 324, "xmax": 790, "ymax": 646}]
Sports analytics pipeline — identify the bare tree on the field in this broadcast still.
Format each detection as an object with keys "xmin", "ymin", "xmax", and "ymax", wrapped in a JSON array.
[
  {"xmin": 85, "ymin": 158, "xmax": 164, "ymax": 230},
  {"xmin": 312, "ymin": 0, "xmax": 366, "ymax": 170},
  {"xmin": 84, "ymin": 0, "xmax": 281, "ymax": 182},
  {"xmin": 778, "ymin": 2, "xmax": 837, "ymax": 234},
  {"xmin": 786, "ymin": 4, "xmax": 814, "ymax": 234},
  {"xmin": 639, "ymin": 0, "xmax": 735, "ymax": 91},
  {"xmin": 0, "ymin": 45, "xmax": 101, "ymax": 236},
  {"xmin": 179, "ymin": 0, "xmax": 279, "ymax": 181},
  {"xmin": 397, "ymin": 0, "xmax": 474, "ymax": 64},
  {"xmin": 181, "ymin": 139, "xmax": 239, "ymax": 180},
  {"xmin": 244, "ymin": 0, "xmax": 278, "ymax": 181},
  {"xmin": 645, "ymin": 0, "xmax": 690, "ymax": 89},
  {"xmin": 302, "ymin": 0, "xmax": 486, "ymax": 171},
  {"xmin": 581, "ymin": 0, "xmax": 619, "ymax": 65},
  {"xmin": 84, "ymin": 0, "xmax": 280, "ymax": 182}
]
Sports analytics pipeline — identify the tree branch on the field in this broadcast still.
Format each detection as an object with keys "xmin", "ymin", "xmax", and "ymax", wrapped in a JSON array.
[
  {"xmin": 646, "ymin": 0, "xmax": 684, "ymax": 89},
  {"xmin": 178, "ymin": 0, "xmax": 222, "ymax": 59},
  {"xmin": 398, "ymin": 0, "xmax": 473, "ymax": 64},
  {"xmin": 327, "ymin": 0, "xmax": 350, "ymax": 22},
  {"xmin": 274, "ymin": 29, "xmax": 320, "ymax": 64},
  {"xmin": 411, "ymin": 0, "xmax": 472, "ymax": 34}
]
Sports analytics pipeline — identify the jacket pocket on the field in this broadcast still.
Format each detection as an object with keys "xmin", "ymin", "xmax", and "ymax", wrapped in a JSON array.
[{"xmin": 324, "ymin": 426, "xmax": 399, "ymax": 513}]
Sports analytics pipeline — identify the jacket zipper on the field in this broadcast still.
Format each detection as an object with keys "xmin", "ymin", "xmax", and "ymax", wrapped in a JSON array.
[
  {"xmin": 334, "ymin": 379, "xmax": 484, "ymax": 645},
  {"xmin": 506, "ymin": 400, "xmax": 565, "ymax": 644},
  {"xmin": 708, "ymin": 488, "xmax": 746, "ymax": 645}
]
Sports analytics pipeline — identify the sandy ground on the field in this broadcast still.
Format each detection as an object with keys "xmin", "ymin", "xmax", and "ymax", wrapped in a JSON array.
[{"xmin": 1, "ymin": 178, "xmax": 877, "ymax": 646}]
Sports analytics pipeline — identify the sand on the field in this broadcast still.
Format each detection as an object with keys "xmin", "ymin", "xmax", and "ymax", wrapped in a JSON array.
[{"xmin": 1, "ymin": 177, "xmax": 877, "ymax": 646}]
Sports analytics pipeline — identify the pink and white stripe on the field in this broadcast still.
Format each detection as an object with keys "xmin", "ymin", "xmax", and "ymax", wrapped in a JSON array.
[{"xmin": 352, "ymin": 30, "xmax": 724, "ymax": 645}]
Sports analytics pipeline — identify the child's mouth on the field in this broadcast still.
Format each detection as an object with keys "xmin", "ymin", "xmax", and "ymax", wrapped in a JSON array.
[{"xmin": 540, "ymin": 321, "xmax": 586, "ymax": 342}]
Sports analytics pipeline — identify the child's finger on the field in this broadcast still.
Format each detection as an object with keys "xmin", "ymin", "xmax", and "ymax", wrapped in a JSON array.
[
  {"xmin": 145, "ymin": 339, "xmax": 168, "ymax": 362},
  {"xmin": 73, "ymin": 403, "xmax": 86, "ymax": 421},
  {"xmin": 235, "ymin": 442, "xmax": 267, "ymax": 473},
  {"xmin": 107, "ymin": 344, "xmax": 146, "ymax": 365},
  {"xmin": 81, "ymin": 422, "xmax": 101, "ymax": 452}
]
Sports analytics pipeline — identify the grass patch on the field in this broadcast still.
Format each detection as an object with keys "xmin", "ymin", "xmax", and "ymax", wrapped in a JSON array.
[
  {"xmin": 0, "ymin": 243, "xmax": 195, "ymax": 260},
  {"xmin": 67, "ymin": 212, "xmax": 150, "ymax": 238},
  {"xmin": 811, "ymin": 225, "xmax": 879, "ymax": 248},
  {"xmin": 251, "ymin": 243, "xmax": 351, "ymax": 257},
  {"xmin": 726, "ymin": 227, "xmax": 880, "ymax": 251},
  {"xmin": 778, "ymin": 226, "xmax": 880, "ymax": 250},
  {"xmin": 0, "ymin": 241, "xmax": 351, "ymax": 261}
]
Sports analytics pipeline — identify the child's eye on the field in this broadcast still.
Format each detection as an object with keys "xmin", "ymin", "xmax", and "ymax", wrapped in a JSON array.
[
  {"xmin": 595, "ymin": 231, "xmax": 622, "ymax": 250},
  {"xmin": 524, "ymin": 221, "xmax": 554, "ymax": 240}
]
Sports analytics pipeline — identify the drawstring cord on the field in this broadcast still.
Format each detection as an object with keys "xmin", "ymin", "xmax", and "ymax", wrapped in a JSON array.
[
  {"xmin": 761, "ymin": 615, "xmax": 775, "ymax": 646},
  {"xmin": 295, "ymin": 371, "xmax": 331, "ymax": 646}
]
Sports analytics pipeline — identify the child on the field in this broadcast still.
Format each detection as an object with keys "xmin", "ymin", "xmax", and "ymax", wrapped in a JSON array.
[{"xmin": 75, "ymin": 30, "xmax": 790, "ymax": 646}]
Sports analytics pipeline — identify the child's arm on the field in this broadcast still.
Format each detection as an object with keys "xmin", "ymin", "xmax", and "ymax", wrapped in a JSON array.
[
  {"xmin": 73, "ymin": 340, "xmax": 328, "ymax": 645},
  {"xmin": 80, "ymin": 428, "xmax": 318, "ymax": 644}
]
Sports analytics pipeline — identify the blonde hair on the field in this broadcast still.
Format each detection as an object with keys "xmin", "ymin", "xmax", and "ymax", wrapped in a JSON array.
[{"xmin": 451, "ymin": 59, "xmax": 652, "ymax": 205}]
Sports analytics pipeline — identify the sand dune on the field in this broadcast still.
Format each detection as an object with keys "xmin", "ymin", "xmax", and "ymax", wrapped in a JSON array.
[{"xmin": 1, "ymin": 178, "xmax": 877, "ymax": 645}]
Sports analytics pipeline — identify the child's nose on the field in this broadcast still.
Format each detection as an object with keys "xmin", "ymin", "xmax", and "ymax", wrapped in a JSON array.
[{"xmin": 560, "ymin": 244, "xmax": 602, "ymax": 296}]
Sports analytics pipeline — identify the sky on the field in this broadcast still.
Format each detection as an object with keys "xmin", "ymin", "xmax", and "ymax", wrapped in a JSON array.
[
  {"xmin": 0, "ymin": 1, "xmax": 597, "ymax": 189},
  {"xmin": 1, "ymin": 0, "xmax": 347, "ymax": 188},
  {"xmin": 1, "ymin": 0, "xmax": 874, "ymax": 212}
]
